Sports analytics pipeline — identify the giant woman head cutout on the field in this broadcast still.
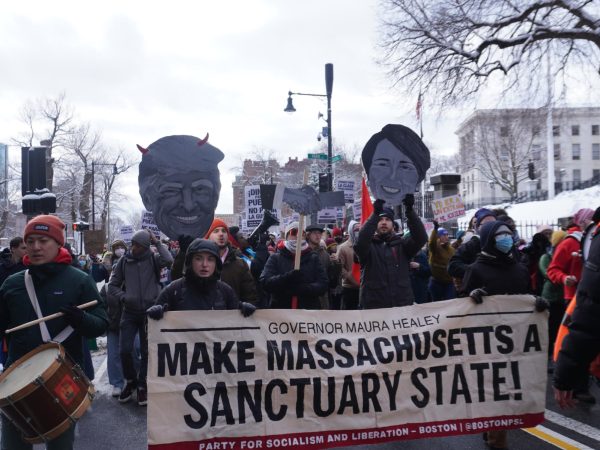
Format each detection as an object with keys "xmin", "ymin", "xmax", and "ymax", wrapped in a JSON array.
[
  {"xmin": 362, "ymin": 124, "xmax": 430, "ymax": 206},
  {"xmin": 138, "ymin": 134, "xmax": 224, "ymax": 240}
]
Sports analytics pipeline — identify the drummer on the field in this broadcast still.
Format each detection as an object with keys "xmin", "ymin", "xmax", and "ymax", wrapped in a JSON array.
[{"xmin": 0, "ymin": 215, "xmax": 108, "ymax": 450}]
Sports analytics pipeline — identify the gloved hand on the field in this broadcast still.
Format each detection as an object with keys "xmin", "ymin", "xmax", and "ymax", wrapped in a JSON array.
[
  {"xmin": 535, "ymin": 296, "xmax": 550, "ymax": 312},
  {"xmin": 433, "ymin": 220, "xmax": 439, "ymax": 230},
  {"xmin": 285, "ymin": 269, "xmax": 303, "ymax": 284},
  {"xmin": 177, "ymin": 235, "xmax": 195, "ymax": 255},
  {"xmin": 146, "ymin": 304, "xmax": 168, "ymax": 320},
  {"xmin": 60, "ymin": 304, "xmax": 85, "ymax": 327},
  {"xmin": 373, "ymin": 199, "xmax": 385, "ymax": 215},
  {"xmin": 469, "ymin": 288, "xmax": 488, "ymax": 304},
  {"xmin": 239, "ymin": 302, "xmax": 257, "ymax": 318},
  {"xmin": 403, "ymin": 194, "xmax": 415, "ymax": 213}
]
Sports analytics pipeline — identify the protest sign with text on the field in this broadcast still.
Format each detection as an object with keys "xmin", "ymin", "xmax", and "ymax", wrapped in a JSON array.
[
  {"xmin": 244, "ymin": 185, "xmax": 279, "ymax": 230},
  {"xmin": 431, "ymin": 194, "xmax": 466, "ymax": 223},
  {"xmin": 148, "ymin": 296, "xmax": 547, "ymax": 450},
  {"xmin": 141, "ymin": 210, "xmax": 161, "ymax": 239}
]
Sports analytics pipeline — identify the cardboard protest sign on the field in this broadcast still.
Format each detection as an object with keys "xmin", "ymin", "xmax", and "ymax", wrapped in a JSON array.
[
  {"xmin": 432, "ymin": 194, "xmax": 466, "ymax": 223},
  {"xmin": 138, "ymin": 134, "xmax": 223, "ymax": 240},
  {"xmin": 120, "ymin": 225, "xmax": 134, "ymax": 245},
  {"xmin": 147, "ymin": 295, "xmax": 547, "ymax": 449},
  {"xmin": 336, "ymin": 179, "xmax": 355, "ymax": 204},
  {"xmin": 362, "ymin": 124, "xmax": 430, "ymax": 206},
  {"xmin": 141, "ymin": 210, "xmax": 161, "ymax": 240}
]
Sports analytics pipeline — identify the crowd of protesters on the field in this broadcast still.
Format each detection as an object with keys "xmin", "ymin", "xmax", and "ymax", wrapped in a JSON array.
[{"xmin": 0, "ymin": 201, "xmax": 599, "ymax": 450}]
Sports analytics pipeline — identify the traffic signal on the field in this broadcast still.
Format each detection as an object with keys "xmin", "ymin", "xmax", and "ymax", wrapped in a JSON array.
[
  {"xmin": 72, "ymin": 222, "xmax": 90, "ymax": 232},
  {"xmin": 318, "ymin": 173, "xmax": 328, "ymax": 193},
  {"xmin": 528, "ymin": 161, "xmax": 535, "ymax": 180}
]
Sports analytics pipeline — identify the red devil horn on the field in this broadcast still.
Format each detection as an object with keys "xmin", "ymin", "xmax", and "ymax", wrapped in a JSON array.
[
  {"xmin": 136, "ymin": 144, "xmax": 149, "ymax": 155},
  {"xmin": 197, "ymin": 133, "xmax": 209, "ymax": 146}
]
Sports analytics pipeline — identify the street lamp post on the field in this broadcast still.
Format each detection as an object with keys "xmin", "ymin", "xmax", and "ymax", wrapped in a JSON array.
[{"xmin": 284, "ymin": 63, "xmax": 334, "ymax": 191}]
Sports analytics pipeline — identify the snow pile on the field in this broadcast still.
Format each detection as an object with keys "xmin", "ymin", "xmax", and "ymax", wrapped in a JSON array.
[{"xmin": 459, "ymin": 185, "xmax": 600, "ymax": 227}]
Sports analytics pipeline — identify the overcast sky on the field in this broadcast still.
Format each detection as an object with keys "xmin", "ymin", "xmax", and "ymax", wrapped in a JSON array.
[{"xmin": 1, "ymin": 1, "xmax": 596, "ymax": 217}]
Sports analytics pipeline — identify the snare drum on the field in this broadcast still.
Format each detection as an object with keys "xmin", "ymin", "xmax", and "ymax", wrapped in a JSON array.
[{"xmin": 0, "ymin": 342, "xmax": 94, "ymax": 443}]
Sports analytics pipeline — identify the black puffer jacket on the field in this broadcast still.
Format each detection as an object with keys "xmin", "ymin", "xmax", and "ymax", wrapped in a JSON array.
[
  {"xmin": 461, "ymin": 221, "xmax": 530, "ymax": 296},
  {"xmin": 155, "ymin": 278, "xmax": 238, "ymax": 311},
  {"xmin": 554, "ymin": 225, "xmax": 600, "ymax": 391},
  {"xmin": 354, "ymin": 209, "xmax": 427, "ymax": 309},
  {"xmin": 447, "ymin": 236, "xmax": 481, "ymax": 279},
  {"xmin": 260, "ymin": 244, "xmax": 328, "ymax": 309}
]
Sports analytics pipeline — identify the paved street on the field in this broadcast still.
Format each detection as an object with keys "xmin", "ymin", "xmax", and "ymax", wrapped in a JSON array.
[{"xmin": 7, "ymin": 342, "xmax": 596, "ymax": 450}]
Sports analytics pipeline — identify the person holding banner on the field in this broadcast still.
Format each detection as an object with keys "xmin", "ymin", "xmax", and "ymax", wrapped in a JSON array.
[
  {"xmin": 461, "ymin": 219, "xmax": 544, "ymax": 450},
  {"xmin": 355, "ymin": 196, "xmax": 427, "ymax": 309},
  {"xmin": 146, "ymin": 239, "xmax": 255, "ymax": 317},
  {"xmin": 260, "ymin": 222, "xmax": 328, "ymax": 309},
  {"xmin": 0, "ymin": 215, "xmax": 109, "ymax": 450}
]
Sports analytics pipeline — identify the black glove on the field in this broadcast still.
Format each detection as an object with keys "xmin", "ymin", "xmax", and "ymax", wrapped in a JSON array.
[
  {"xmin": 146, "ymin": 304, "xmax": 167, "ymax": 320},
  {"xmin": 403, "ymin": 194, "xmax": 415, "ymax": 212},
  {"xmin": 535, "ymin": 296, "xmax": 550, "ymax": 312},
  {"xmin": 285, "ymin": 269, "xmax": 303, "ymax": 284},
  {"xmin": 60, "ymin": 304, "xmax": 85, "ymax": 327},
  {"xmin": 469, "ymin": 288, "xmax": 488, "ymax": 304},
  {"xmin": 177, "ymin": 235, "xmax": 195, "ymax": 254},
  {"xmin": 373, "ymin": 199, "xmax": 385, "ymax": 215},
  {"xmin": 239, "ymin": 302, "xmax": 257, "ymax": 318},
  {"xmin": 433, "ymin": 220, "xmax": 439, "ymax": 230}
]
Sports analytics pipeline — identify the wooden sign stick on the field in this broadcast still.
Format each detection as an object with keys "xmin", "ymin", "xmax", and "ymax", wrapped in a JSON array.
[{"xmin": 5, "ymin": 300, "xmax": 99, "ymax": 334}]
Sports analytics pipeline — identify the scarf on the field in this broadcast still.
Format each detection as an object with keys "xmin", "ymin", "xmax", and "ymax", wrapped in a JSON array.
[{"xmin": 284, "ymin": 239, "xmax": 309, "ymax": 254}]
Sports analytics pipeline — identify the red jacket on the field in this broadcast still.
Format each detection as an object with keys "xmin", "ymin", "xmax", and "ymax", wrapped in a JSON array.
[{"xmin": 547, "ymin": 226, "xmax": 582, "ymax": 301}]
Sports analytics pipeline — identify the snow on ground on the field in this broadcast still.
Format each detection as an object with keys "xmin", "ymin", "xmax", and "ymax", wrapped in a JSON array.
[{"xmin": 459, "ymin": 185, "xmax": 600, "ymax": 229}]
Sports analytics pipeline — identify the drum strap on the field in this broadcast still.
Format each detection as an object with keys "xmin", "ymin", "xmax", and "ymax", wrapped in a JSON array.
[{"xmin": 24, "ymin": 270, "xmax": 74, "ymax": 343}]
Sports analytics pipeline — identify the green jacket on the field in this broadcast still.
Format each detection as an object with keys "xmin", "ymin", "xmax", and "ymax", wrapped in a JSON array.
[
  {"xmin": 428, "ymin": 228, "xmax": 455, "ymax": 283},
  {"xmin": 0, "ymin": 261, "xmax": 108, "ymax": 369},
  {"xmin": 539, "ymin": 252, "xmax": 564, "ymax": 304}
]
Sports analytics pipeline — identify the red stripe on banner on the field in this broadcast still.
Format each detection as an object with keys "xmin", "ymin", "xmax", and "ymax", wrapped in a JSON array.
[{"xmin": 148, "ymin": 412, "xmax": 544, "ymax": 449}]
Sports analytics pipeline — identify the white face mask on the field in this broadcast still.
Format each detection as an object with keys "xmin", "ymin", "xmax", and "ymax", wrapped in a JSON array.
[{"xmin": 115, "ymin": 248, "xmax": 125, "ymax": 257}]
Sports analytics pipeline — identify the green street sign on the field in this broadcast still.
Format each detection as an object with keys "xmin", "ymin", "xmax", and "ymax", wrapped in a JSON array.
[
  {"xmin": 308, "ymin": 153, "xmax": 327, "ymax": 160},
  {"xmin": 331, "ymin": 155, "xmax": 342, "ymax": 163}
]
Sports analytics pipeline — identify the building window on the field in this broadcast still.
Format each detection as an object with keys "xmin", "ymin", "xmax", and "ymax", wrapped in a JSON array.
[
  {"xmin": 554, "ymin": 144, "xmax": 561, "ymax": 160},
  {"xmin": 593, "ymin": 125, "xmax": 599, "ymax": 136},
  {"xmin": 531, "ymin": 145, "xmax": 542, "ymax": 161},
  {"xmin": 593, "ymin": 143, "xmax": 600, "ymax": 160},
  {"xmin": 553, "ymin": 126, "xmax": 560, "ymax": 137},
  {"xmin": 572, "ymin": 144, "xmax": 581, "ymax": 160},
  {"xmin": 573, "ymin": 169, "xmax": 581, "ymax": 183},
  {"xmin": 594, "ymin": 169, "xmax": 600, "ymax": 180},
  {"xmin": 571, "ymin": 125, "xmax": 580, "ymax": 136},
  {"xmin": 500, "ymin": 126, "xmax": 509, "ymax": 137},
  {"xmin": 532, "ymin": 126, "xmax": 541, "ymax": 137}
]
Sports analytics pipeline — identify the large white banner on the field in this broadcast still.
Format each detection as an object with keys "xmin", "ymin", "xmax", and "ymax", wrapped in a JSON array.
[
  {"xmin": 431, "ymin": 194, "xmax": 466, "ymax": 223},
  {"xmin": 148, "ymin": 296, "xmax": 547, "ymax": 449}
]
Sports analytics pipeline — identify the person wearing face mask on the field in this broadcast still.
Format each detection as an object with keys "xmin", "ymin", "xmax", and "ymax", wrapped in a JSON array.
[
  {"xmin": 336, "ymin": 221, "xmax": 361, "ymax": 310},
  {"xmin": 461, "ymin": 220, "xmax": 540, "ymax": 450}
]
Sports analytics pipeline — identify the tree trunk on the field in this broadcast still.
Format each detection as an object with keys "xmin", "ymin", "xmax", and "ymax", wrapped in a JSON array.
[{"xmin": 78, "ymin": 171, "xmax": 92, "ymax": 222}]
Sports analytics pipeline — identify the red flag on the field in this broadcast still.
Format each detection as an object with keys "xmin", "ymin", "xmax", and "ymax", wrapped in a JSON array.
[{"xmin": 361, "ymin": 177, "xmax": 373, "ymax": 225}]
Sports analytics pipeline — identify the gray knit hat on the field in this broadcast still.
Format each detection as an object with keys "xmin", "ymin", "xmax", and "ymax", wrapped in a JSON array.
[{"xmin": 131, "ymin": 230, "xmax": 151, "ymax": 248}]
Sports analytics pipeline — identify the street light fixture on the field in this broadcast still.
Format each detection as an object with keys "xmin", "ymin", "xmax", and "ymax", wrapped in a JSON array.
[{"xmin": 284, "ymin": 63, "xmax": 334, "ymax": 191}]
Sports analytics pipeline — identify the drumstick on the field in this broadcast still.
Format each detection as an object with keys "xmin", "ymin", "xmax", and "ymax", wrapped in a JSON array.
[{"xmin": 5, "ymin": 300, "xmax": 99, "ymax": 334}]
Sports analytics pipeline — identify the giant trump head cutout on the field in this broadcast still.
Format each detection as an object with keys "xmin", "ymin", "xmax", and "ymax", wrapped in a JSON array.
[
  {"xmin": 362, "ymin": 124, "xmax": 430, "ymax": 206},
  {"xmin": 138, "ymin": 134, "xmax": 224, "ymax": 240}
]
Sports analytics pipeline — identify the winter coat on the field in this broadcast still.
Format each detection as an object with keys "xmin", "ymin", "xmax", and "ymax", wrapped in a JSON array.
[
  {"xmin": 447, "ymin": 236, "xmax": 481, "ymax": 279},
  {"xmin": 221, "ymin": 246, "xmax": 258, "ymax": 304},
  {"xmin": 107, "ymin": 243, "xmax": 173, "ymax": 314},
  {"xmin": 409, "ymin": 249, "xmax": 431, "ymax": 304},
  {"xmin": 428, "ymin": 228, "xmax": 455, "ymax": 283},
  {"xmin": 547, "ymin": 227, "xmax": 583, "ymax": 301},
  {"xmin": 260, "ymin": 245, "xmax": 328, "ymax": 309},
  {"xmin": 539, "ymin": 252, "xmax": 564, "ymax": 304},
  {"xmin": 554, "ymin": 224, "xmax": 600, "ymax": 391},
  {"xmin": 0, "ymin": 254, "xmax": 26, "ymax": 286},
  {"xmin": 354, "ymin": 209, "xmax": 427, "ymax": 309},
  {"xmin": 156, "ymin": 278, "xmax": 239, "ymax": 311},
  {"xmin": 337, "ymin": 239, "xmax": 360, "ymax": 289},
  {"xmin": 461, "ymin": 221, "xmax": 530, "ymax": 296},
  {"xmin": 0, "ymin": 248, "xmax": 108, "ymax": 369}
]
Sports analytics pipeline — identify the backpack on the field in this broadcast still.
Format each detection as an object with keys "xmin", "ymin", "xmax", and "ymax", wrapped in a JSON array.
[{"xmin": 115, "ymin": 253, "xmax": 162, "ymax": 291}]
